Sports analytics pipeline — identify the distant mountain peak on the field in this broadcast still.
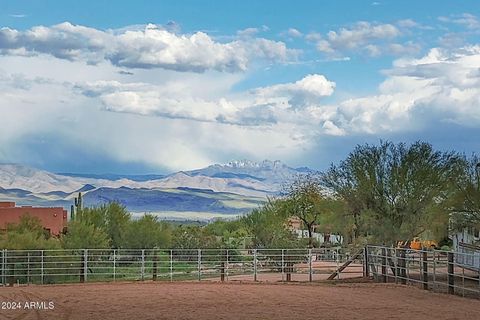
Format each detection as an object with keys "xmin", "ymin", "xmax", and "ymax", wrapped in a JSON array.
[
  {"xmin": 220, "ymin": 159, "xmax": 285, "ymax": 169},
  {"xmin": 75, "ymin": 184, "xmax": 96, "ymax": 193},
  {"xmin": 184, "ymin": 159, "xmax": 310, "ymax": 187},
  {"xmin": 224, "ymin": 160, "xmax": 260, "ymax": 168},
  {"xmin": 0, "ymin": 163, "xmax": 45, "ymax": 177},
  {"xmin": 0, "ymin": 161, "xmax": 314, "ymax": 215}
]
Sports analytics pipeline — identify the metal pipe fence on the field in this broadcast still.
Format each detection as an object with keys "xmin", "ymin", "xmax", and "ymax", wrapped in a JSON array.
[
  {"xmin": 3, "ymin": 245, "xmax": 478, "ymax": 301},
  {"xmin": 366, "ymin": 245, "xmax": 480, "ymax": 299},
  {"xmin": 0, "ymin": 247, "xmax": 363, "ymax": 286}
]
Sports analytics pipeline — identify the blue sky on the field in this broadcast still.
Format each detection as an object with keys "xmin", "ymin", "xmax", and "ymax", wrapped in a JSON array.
[{"xmin": 0, "ymin": 0, "xmax": 479, "ymax": 174}]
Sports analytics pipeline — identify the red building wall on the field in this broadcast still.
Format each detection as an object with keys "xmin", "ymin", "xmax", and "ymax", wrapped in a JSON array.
[
  {"xmin": 0, "ymin": 202, "xmax": 15, "ymax": 208},
  {"xmin": 0, "ymin": 202, "xmax": 67, "ymax": 236}
]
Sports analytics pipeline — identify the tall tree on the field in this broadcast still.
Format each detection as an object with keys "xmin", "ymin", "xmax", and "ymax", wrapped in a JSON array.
[
  {"xmin": 104, "ymin": 202, "xmax": 131, "ymax": 248},
  {"xmin": 240, "ymin": 199, "xmax": 298, "ymax": 249},
  {"xmin": 77, "ymin": 202, "xmax": 131, "ymax": 248},
  {"xmin": 320, "ymin": 141, "xmax": 462, "ymax": 245},
  {"xmin": 203, "ymin": 219, "xmax": 249, "ymax": 248},
  {"xmin": 171, "ymin": 225, "xmax": 220, "ymax": 249},
  {"xmin": 124, "ymin": 214, "xmax": 171, "ymax": 249},
  {"xmin": 0, "ymin": 214, "xmax": 60, "ymax": 249},
  {"xmin": 450, "ymin": 155, "xmax": 480, "ymax": 230},
  {"xmin": 62, "ymin": 220, "xmax": 110, "ymax": 249},
  {"xmin": 284, "ymin": 174, "xmax": 336, "ymax": 247}
]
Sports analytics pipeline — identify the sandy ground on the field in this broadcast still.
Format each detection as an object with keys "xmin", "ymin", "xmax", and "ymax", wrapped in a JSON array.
[{"xmin": 0, "ymin": 282, "xmax": 479, "ymax": 320}]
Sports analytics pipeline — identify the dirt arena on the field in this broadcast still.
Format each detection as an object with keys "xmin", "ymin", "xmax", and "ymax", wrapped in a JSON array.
[{"xmin": 0, "ymin": 281, "xmax": 479, "ymax": 320}]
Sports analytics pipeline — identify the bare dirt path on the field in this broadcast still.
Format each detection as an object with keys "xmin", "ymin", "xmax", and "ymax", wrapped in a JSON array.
[{"xmin": 0, "ymin": 282, "xmax": 478, "ymax": 320}]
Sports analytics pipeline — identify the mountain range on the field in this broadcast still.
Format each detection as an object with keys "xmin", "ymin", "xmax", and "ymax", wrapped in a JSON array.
[{"xmin": 0, "ymin": 160, "xmax": 312, "ymax": 220}]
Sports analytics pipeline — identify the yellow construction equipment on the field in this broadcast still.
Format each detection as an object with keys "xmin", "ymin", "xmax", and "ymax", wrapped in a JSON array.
[{"xmin": 397, "ymin": 237, "xmax": 438, "ymax": 250}]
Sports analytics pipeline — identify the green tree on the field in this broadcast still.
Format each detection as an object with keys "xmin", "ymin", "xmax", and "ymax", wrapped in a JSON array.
[
  {"xmin": 62, "ymin": 220, "xmax": 110, "ymax": 249},
  {"xmin": 171, "ymin": 225, "xmax": 220, "ymax": 249},
  {"xmin": 77, "ymin": 202, "xmax": 131, "ymax": 248},
  {"xmin": 204, "ymin": 219, "xmax": 249, "ymax": 248},
  {"xmin": 450, "ymin": 155, "xmax": 480, "ymax": 230},
  {"xmin": 240, "ymin": 199, "xmax": 298, "ymax": 249},
  {"xmin": 0, "ymin": 214, "xmax": 60, "ymax": 249},
  {"xmin": 104, "ymin": 202, "xmax": 131, "ymax": 248},
  {"xmin": 284, "ymin": 174, "xmax": 339, "ymax": 247},
  {"xmin": 123, "ymin": 214, "xmax": 171, "ymax": 249},
  {"xmin": 320, "ymin": 141, "xmax": 462, "ymax": 245}
]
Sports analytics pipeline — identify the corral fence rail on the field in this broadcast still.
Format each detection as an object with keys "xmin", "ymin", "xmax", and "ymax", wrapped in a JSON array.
[
  {"xmin": 3, "ymin": 245, "xmax": 478, "ymax": 300},
  {"xmin": 365, "ymin": 245, "xmax": 480, "ymax": 299},
  {"xmin": 0, "ymin": 247, "xmax": 364, "ymax": 286}
]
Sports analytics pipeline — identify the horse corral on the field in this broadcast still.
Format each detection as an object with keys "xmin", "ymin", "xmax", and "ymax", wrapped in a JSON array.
[{"xmin": 1, "ymin": 246, "xmax": 479, "ymax": 319}]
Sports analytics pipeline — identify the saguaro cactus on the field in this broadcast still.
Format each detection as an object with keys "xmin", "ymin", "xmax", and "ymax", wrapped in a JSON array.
[
  {"xmin": 72, "ymin": 192, "xmax": 83, "ymax": 220},
  {"xmin": 74, "ymin": 192, "xmax": 83, "ymax": 210}
]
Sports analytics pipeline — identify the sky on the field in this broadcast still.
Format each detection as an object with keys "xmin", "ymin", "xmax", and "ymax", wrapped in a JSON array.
[{"xmin": 0, "ymin": 0, "xmax": 479, "ymax": 174}]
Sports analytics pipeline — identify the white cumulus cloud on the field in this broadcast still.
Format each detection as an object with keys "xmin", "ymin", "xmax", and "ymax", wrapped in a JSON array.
[
  {"xmin": 438, "ymin": 13, "xmax": 480, "ymax": 30},
  {"xmin": 316, "ymin": 22, "xmax": 400, "ymax": 54},
  {"xmin": 309, "ymin": 21, "xmax": 422, "ymax": 58},
  {"xmin": 322, "ymin": 45, "xmax": 480, "ymax": 134},
  {"xmin": 74, "ymin": 74, "xmax": 336, "ymax": 127},
  {"xmin": 286, "ymin": 28, "xmax": 302, "ymax": 38},
  {"xmin": 0, "ymin": 22, "xmax": 297, "ymax": 73},
  {"xmin": 253, "ymin": 74, "xmax": 336, "ymax": 107}
]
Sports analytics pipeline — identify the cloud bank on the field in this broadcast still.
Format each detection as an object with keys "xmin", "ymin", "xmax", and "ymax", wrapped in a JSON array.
[
  {"xmin": 0, "ymin": 22, "xmax": 296, "ymax": 72},
  {"xmin": 308, "ymin": 20, "xmax": 423, "ymax": 58},
  {"xmin": 1, "ymin": 19, "xmax": 480, "ymax": 172}
]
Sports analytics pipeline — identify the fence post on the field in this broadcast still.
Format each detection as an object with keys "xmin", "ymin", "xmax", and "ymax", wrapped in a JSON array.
[
  {"xmin": 1, "ymin": 249, "xmax": 4, "ymax": 286},
  {"xmin": 422, "ymin": 251, "xmax": 428, "ymax": 290},
  {"xmin": 220, "ymin": 249, "xmax": 226, "ymax": 282},
  {"xmin": 381, "ymin": 247, "xmax": 387, "ymax": 283},
  {"xmin": 113, "ymin": 249, "xmax": 116, "ymax": 281},
  {"xmin": 80, "ymin": 250, "xmax": 85, "ymax": 283},
  {"xmin": 141, "ymin": 249, "xmax": 145, "ymax": 281},
  {"xmin": 478, "ymin": 265, "xmax": 480, "ymax": 299},
  {"xmin": 253, "ymin": 249, "xmax": 257, "ymax": 282},
  {"xmin": 4, "ymin": 249, "xmax": 9, "ymax": 286},
  {"xmin": 27, "ymin": 252, "xmax": 30, "ymax": 285},
  {"xmin": 400, "ymin": 249, "xmax": 406, "ymax": 285},
  {"xmin": 286, "ymin": 250, "xmax": 292, "ymax": 282},
  {"xmin": 364, "ymin": 246, "xmax": 370, "ymax": 277},
  {"xmin": 152, "ymin": 249, "xmax": 157, "ymax": 281},
  {"xmin": 41, "ymin": 250, "xmax": 44, "ymax": 285},
  {"xmin": 309, "ymin": 249, "xmax": 313, "ymax": 282},
  {"xmin": 395, "ymin": 248, "xmax": 399, "ymax": 284},
  {"xmin": 336, "ymin": 248, "xmax": 340, "ymax": 280},
  {"xmin": 281, "ymin": 249, "xmax": 284, "ymax": 282},
  {"xmin": 448, "ymin": 252, "xmax": 454, "ymax": 295},
  {"xmin": 84, "ymin": 249, "xmax": 88, "ymax": 283},
  {"xmin": 170, "ymin": 250, "xmax": 173, "ymax": 282},
  {"xmin": 4, "ymin": 249, "xmax": 7, "ymax": 286},
  {"xmin": 9, "ymin": 251, "xmax": 14, "ymax": 286},
  {"xmin": 432, "ymin": 250, "xmax": 436, "ymax": 291},
  {"xmin": 197, "ymin": 249, "xmax": 201, "ymax": 281},
  {"xmin": 226, "ymin": 249, "xmax": 229, "ymax": 281}
]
